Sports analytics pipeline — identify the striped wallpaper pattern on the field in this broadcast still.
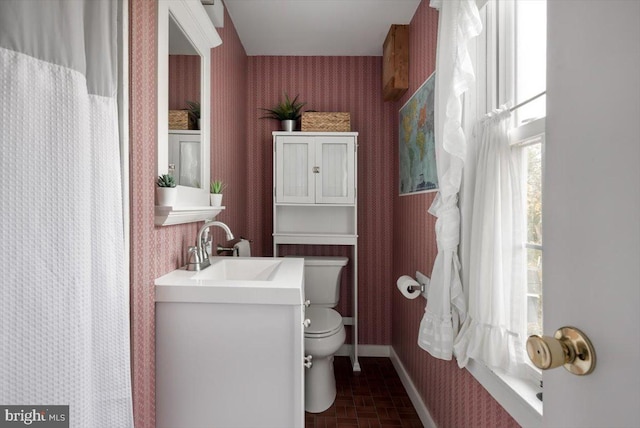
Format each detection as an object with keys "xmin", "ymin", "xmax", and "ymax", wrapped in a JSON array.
[
  {"xmin": 208, "ymin": 6, "xmax": 249, "ymax": 246},
  {"xmin": 129, "ymin": 3, "xmax": 247, "ymax": 428},
  {"xmin": 246, "ymin": 56, "xmax": 397, "ymax": 345},
  {"xmin": 129, "ymin": 1, "xmax": 200, "ymax": 428},
  {"xmin": 128, "ymin": 0, "xmax": 520, "ymax": 425},
  {"xmin": 391, "ymin": 2, "xmax": 519, "ymax": 427},
  {"xmin": 168, "ymin": 55, "xmax": 200, "ymax": 110}
]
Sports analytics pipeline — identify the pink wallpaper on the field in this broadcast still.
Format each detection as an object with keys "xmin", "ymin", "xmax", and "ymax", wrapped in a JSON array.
[
  {"xmin": 168, "ymin": 55, "xmax": 200, "ymax": 110},
  {"xmin": 129, "ymin": 2, "xmax": 247, "ymax": 427},
  {"xmin": 391, "ymin": 2, "xmax": 519, "ymax": 427},
  {"xmin": 130, "ymin": 2, "xmax": 199, "ymax": 427},
  {"xmin": 129, "ymin": 0, "xmax": 520, "ymax": 426},
  {"xmin": 209, "ymin": 7, "xmax": 249, "ymax": 245},
  {"xmin": 246, "ymin": 56, "xmax": 396, "ymax": 345}
]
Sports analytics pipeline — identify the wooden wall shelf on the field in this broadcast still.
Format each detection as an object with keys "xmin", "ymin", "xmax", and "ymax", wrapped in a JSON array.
[{"xmin": 382, "ymin": 24, "xmax": 409, "ymax": 102}]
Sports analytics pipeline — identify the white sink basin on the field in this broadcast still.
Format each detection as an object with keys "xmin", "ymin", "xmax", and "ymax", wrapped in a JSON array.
[
  {"xmin": 154, "ymin": 257, "xmax": 304, "ymax": 305},
  {"xmin": 193, "ymin": 258, "xmax": 281, "ymax": 281}
]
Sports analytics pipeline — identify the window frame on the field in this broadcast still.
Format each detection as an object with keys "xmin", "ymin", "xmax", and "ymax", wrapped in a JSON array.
[
  {"xmin": 499, "ymin": 0, "xmax": 547, "ymax": 380},
  {"xmin": 510, "ymin": 117, "xmax": 546, "ymax": 385},
  {"xmin": 462, "ymin": 1, "xmax": 546, "ymax": 425}
]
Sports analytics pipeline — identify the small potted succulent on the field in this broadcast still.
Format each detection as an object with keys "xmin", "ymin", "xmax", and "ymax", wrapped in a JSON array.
[
  {"xmin": 209, "ymin": 179, "xmax": 227, "ymax": 206},
  {"xmin": 156, "ymin": 174, "xmax": 177, "ymax": 206},
  {"xmin": 259, "ymin": 93, "xmax": 306, "ymax": 132},
  {"xmin": 186, "ymin": 100, "xmax": 201, "ymax": 130}
]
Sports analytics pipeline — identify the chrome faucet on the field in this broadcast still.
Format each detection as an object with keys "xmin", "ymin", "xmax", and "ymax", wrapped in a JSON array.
[{"xmin": 186, "ymin": 220, "xmax": 234, "ymax": 271}]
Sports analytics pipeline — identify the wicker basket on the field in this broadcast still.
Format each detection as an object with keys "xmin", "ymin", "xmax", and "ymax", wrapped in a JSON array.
[
  {"xmin": 301, "ymin": 112, "xmax": 351, "ymax": 132},
  {"xmin": 169, "ymin": 110, "xmax": 191, "ymax": 130}
]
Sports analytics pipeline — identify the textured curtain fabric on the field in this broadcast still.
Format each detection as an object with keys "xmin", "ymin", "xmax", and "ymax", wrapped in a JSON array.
[
  {"xmin": 418, "ymin": 0, "xmax": 482, "ymax": 360},
  {"xmin": 0, "ymin": 1, "xmax": 133, "ymax": 426},
  {"xmin": 453, "ymin": 107, "xmax": 527, "ymax": 375}
]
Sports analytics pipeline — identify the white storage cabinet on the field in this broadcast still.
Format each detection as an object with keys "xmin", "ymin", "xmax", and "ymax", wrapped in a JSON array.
[
  {"xmin": 272, "ymin": 131, "xmax": 360, "ymax": 370},
  {"xmin": 275, "ymin": 135, "xmax": 355, "ymax": 204}
]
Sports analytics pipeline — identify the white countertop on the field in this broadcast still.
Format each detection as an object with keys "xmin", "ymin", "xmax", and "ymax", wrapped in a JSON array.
[{"xmin": 154, "ymin": 257, "xmax": 304, "ymax": 305}]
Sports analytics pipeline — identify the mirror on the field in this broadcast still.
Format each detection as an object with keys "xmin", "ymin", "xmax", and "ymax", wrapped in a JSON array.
[
  {"xmin": 157, "ymin": 0, "xmax": 221, "ymax": 212},
  {"xmin": 168, "ymin": 15, "xmax": 201, "ymax": 188}
]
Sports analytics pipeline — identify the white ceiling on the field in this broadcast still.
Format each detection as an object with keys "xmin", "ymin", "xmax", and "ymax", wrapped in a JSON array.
[{"xmin": 223, "ymin": 0, "xmax": 421, "ymax": 56}]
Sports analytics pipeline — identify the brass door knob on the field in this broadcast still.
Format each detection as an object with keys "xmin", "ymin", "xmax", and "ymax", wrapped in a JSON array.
[{"xmin": 526, "ymin": 326, "xmax": 596, "ymax": 375}]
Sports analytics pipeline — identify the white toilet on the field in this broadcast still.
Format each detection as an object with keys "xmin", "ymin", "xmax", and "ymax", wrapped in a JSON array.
[{"xmin": 302, "ymin": 256, "xmax": 349, "ymax": 413}]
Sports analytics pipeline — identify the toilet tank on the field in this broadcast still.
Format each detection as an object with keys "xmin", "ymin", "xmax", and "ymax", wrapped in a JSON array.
[{"xmin": 303, "ymin": 256, "xmax": 349, "ymax": 308}]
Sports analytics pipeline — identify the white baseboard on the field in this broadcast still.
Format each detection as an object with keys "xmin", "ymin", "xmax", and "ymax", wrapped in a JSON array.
[{"xmin": 390, "ymin": 347, "xmax": 437, "ymax": 428}]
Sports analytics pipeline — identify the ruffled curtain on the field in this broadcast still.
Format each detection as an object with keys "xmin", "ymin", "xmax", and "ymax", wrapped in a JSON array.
[
  {"xmin": 418, "ymin": 0, "xmax": 482, "ymax": 360},
  {"xmin": 453, "ymin": 107, "xmax": 527, "ymax": 375}
]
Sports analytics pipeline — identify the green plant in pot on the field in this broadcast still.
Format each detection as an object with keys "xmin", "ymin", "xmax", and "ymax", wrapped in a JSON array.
[
  {"xmin": 186, "ymin": 100, "xmax": 200, "ymax": 130},
  {"xmin": 156, "ymin": 174, "xmax": 177, "ymax": 206},
  {"xmin": 259, "ymin": 93, "xmax": 306, "ymax": 132},
  {"xmin": 209, "ymin": 179, "xmax": 227, "ymax": 207}
]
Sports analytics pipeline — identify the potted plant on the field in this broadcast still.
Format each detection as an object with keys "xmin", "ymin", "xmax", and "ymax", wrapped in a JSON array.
[
  {"xmin": 156, "ymin": 174, "xmax": 177, "ymax": 206},
  {"xmin": 210, "ymin": 179, "xmax": 227, "ymax": 206},
  {"xmin": 186, "ymin": 100, "xmax": 200, "ymax": 130},
  {"xmin": 259, "ymin": 93, "xmax": 306, "ymax": 132}
]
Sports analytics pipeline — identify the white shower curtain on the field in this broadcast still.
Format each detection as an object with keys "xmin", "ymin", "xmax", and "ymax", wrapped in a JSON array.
[
  {"xmin": 0, "ymin": 1, "xmax": 133, "ymax": 426},
  {"xmin": 453, "ymin": 107, "xmax": 527, "ymax": 375}
]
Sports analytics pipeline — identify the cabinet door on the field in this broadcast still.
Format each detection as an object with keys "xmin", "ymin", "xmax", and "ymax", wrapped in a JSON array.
[
  {"xmin": 275, "ymin": 136, "xmax": 315, "ymax": 203},
  {"xmin": 168, "ymin": 132, "xmax": 201, "ymax": 188},
  {"xmin": 315, "ymin": 137, "xmax": 355, "ymax": 204}
]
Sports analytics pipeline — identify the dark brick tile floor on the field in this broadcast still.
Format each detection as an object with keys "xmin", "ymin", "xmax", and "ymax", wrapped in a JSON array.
[{"xmin": 305, "ymin": 357, "xmax": 423, "ymax": 428}]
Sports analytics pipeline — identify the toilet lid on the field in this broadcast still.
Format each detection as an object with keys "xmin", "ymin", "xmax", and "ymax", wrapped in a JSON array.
[{"xmin": 304, "ymin": 307, "xmax": 343, "ymax": 337}]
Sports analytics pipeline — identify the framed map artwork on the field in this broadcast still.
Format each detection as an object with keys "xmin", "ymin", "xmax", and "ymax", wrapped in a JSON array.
[{"xmin": 399, "ymin": 72, "xmax": 438, "ymax": 195}]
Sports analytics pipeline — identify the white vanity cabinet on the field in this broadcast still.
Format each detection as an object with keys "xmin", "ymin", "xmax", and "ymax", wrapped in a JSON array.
[
  {"xmin": 156, "ymin": 303, "xmax": 304, "ymax": 428},
  {"xmin": 272, "ymin": 131, "xmax": 361, "ymax": 371},
  {"xmin": 155, "ymin": 258, "xmax": 305, "ymax": 428}
]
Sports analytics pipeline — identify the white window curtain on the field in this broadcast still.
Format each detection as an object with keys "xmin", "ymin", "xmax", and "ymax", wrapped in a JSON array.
[
  {"xmin": 453, "ymin": 106, "xmax": 527, "ymax": 376},
  {"xmin": 418, "ymin": 0, "xmax": 482, "ymax": 360},
  {"xmin": 0, "ymin": 1, "xmax": 133, "ymax": 426}
]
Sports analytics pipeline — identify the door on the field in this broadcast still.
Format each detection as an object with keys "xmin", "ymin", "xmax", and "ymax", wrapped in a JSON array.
[
  {"xmin": 544, "ymin": 2, "xmax": 639, "ymax": 426},
  {"xmin": 275, "ymin": 136, "xmax": 315, "ymax": 203},
  {"xmin": 315, "ymin": 136, "xmax": 356, "ymax": 204}
]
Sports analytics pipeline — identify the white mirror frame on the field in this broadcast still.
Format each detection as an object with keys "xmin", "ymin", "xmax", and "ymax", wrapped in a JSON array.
[{"xmin": 156, "ymin": 0, "xmax": 222, "ymax": 226}]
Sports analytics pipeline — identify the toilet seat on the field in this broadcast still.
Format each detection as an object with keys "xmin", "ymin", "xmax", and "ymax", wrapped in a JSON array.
[{"xmin": 304, "ymin": 307, "xmax": 343, "ymax": 338}]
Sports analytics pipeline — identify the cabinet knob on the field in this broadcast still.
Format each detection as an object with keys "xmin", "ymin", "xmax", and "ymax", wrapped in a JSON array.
[
  {"xmin": 526, "ymin": 326, "xmax": 596, "ymax": 375},
  {"xmin": 304, "ymin": 300, "xmax": 311, "ymax": 307},
  {"xmin": 312, "ymin": 166, "xmax": 320, "ymax": 173},
  {"xmin": 304, "ymin": 355, "xmax": 313, "ymax": 368},
  {"xmin": 303, "ymin": 319, "xmax": 311, "ymax": 328}
]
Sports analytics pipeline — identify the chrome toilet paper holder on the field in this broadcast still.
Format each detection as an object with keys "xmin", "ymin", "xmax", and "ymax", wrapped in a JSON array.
[
  {"xmin": 413, "ymin": 270, "xmax": 430, "ymax": 293},
  {"xmin": 405, "ymin": 271, "xmax": 430, "ymax": 294},
  {"xmin": 406, "ymin": 283, "xmax": 425, "ymax": 293}
]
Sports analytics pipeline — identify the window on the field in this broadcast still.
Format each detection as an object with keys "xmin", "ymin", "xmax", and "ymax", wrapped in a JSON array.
[
  {"xmin": 513, "ymin": 0, "xmax": 546, "ymax": 126},
  {"xmin": 523, "ymin": 138, "xmax": 543, "ymax": 338},
  {"xmin": 512, "ymin": 126, "xmax": 544, "ymax": 340},
  {"xmin": 460, "ymin": 1, "xmax": 547, "ymax": 424},
  {"xmin": 493, "ymin": 0, "xmax": 547, "ymax": 342},
  {"xmin": 503, "ymin": 0, "xmax": 547, "ymax": 377},
  {"xmin": 510, "ymin": 0, "xmax": 546, "ymax": 337}
]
